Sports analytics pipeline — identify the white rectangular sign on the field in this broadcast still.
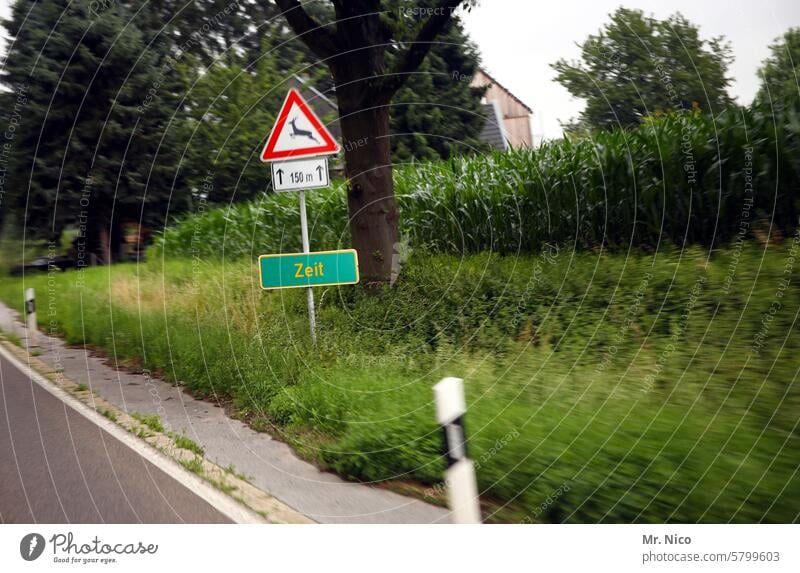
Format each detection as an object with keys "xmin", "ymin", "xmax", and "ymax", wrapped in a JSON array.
[{"xmin": 271, "ymin": 156, "xmax": 330, "ymax": 192}]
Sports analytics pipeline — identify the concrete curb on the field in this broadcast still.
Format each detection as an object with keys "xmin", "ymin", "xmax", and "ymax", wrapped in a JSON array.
[
  {"xmin": 0, "ymin": 338, "xmax": 313, "ymax": 524},
  {"xmin": 0, "ymin": 301, "xmax": 450, "ymax": 523}
]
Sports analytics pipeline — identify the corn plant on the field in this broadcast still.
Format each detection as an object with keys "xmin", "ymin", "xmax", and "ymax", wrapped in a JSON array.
[{"xmin": 151, "ymin": 107, "xmax": 800, "ymax": 260}]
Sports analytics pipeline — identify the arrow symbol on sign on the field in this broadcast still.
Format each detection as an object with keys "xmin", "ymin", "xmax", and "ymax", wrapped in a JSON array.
[
  {"xmin": 316, "ymin": 165, "xmax": 323, "ymax": 180},
  {"xmin": 275, "ymin": 168, "xmax": 284, "ymax": 185}
]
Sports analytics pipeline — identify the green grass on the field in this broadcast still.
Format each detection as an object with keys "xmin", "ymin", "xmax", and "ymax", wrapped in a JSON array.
[
  {"xmin": 171, "ymin": 433, "xmax": 205, "ymax": 457},
  {"xmin": 75, "ymin": 383, "xmax": 89, "ymax": 392},
  {"xmin": 98, "ymin": 408, "xmax": 117, "ymax": 422},
  {"xmin": 1, "ymin": 244, "xmax": 798, "ymax": 522},
  {"xmin": 179, "ymin": 455, "xmax": 205, "ymax": 475},
  {"xmin": 0, "ymin": 329, "xmax": 22, "ymax": 347},
  {"xmin": 130, "ymin": 412, "xmax": 165, "ymax": 434},
  {"xmin": 224, "ymin": 463, "xmax": 252, "ymax": 483},
  {"xmin": 179, "ymin": 454, "xmax": 236, "ymax": 494}
]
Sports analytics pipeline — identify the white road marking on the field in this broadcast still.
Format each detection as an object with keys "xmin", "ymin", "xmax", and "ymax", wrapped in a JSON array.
[{"xmin": 0, "ymin": 343, "xmax": 266, "ymax": 524}]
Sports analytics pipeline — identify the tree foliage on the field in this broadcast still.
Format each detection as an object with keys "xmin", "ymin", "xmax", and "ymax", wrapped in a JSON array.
[
  {"xmin": 755, "ymin": 27, "xmax": 800, "ymax": 112},
  {"xmin": 273, "ymin": 0, "xmax": 477, "ymax": 282},
  {"xmin": 265, "ymin": 1, "xmax": 486, "ymax": 162},
  {"xmin": 552, "ymin": 7, "xmax": 733, "ymax": 131},
  {"xmin": 180, "ymin": 50, "xmax": 284, "ymax": 204},
  {"xmin": 1, "ymin": 0, "xmax": 189, "ymax": 257},
  {"xmin": 389, "ymin": 16, "xmax": 487, "ymax": 162}
]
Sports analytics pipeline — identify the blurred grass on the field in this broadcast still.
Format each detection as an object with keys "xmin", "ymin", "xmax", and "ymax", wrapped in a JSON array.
[{"xmin": 1, "ymin": 243, "xmax": 797, "ymax": 522}]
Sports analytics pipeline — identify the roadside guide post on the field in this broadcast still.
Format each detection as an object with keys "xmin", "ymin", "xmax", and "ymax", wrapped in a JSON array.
[
  {"xmin": 24, "ymin": 287, "xmax": 37, "ymax": 346},
  {"xmin": 433, "ymin": 377, "xmax": 482, "ymax": 524},
  {"xmin": 259, "ymin": 88, "xmax": 354, "ymax": 344}
]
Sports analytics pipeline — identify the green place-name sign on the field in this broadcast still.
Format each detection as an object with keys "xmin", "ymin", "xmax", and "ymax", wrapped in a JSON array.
[{"xmin": 259, "ymin": 249, "xmax": 359, "ymax": 290}]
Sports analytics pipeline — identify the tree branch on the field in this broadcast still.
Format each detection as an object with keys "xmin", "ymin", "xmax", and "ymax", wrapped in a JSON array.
[
  {"xmin": 273, "ymin": 0, "xmax": 338, "ymax": 59},
  {"xmin": 377, "ymin": 0, "xmax": 466, "ymax": 98}
]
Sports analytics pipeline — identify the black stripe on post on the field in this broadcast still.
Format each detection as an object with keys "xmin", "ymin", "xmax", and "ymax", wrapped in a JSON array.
[{"xmin": 441, "ymin": 415, "xmax": 468, "ymax": 468}]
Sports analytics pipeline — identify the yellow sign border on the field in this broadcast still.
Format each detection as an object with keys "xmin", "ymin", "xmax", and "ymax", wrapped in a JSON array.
[{"xmin": 258, "ymin": 249, "xmax": 360, "ymax": 290}]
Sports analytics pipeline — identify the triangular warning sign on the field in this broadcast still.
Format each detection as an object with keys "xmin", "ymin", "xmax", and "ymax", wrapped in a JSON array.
[{"xmin": 261, "ymin": 88, "xmax": 340, "ymax": 161}]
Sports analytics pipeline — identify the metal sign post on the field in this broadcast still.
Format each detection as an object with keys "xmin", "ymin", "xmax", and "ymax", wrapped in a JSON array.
[
  {"xmin": 298, "ymin": 190, "xmax": 317, "ymax": 345},
  {"xmin": 259, "ymin": 88, "xmax": 353, "ymax": 346}
]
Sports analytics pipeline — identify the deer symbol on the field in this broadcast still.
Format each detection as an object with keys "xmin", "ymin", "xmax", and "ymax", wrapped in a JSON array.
[{"xmin": 288, "ymin": 117, "xmax": 319, "ymax": 143}]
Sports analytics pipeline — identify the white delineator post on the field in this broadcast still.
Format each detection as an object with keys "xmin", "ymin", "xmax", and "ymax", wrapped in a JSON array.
[
  {"xmin": 433, "ymin": 377, "xmax": 481, "ymax": 524},
  {"xmin": 298, "ymin": 190, "xmax": 317, "ymax": 345},
  {"xmin": 24, "ymin": 287, "xmax": 37, "ymax": 344}
]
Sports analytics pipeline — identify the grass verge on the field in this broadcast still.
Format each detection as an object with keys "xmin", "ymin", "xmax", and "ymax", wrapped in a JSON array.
[{"xmin": 1, "ymin": 243, "xmax": 798, "ymax": 522}]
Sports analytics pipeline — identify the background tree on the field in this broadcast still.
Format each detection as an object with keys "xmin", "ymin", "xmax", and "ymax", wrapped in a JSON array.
[
  {"xmin": 140, "ymin": 0, "xmax": 272, "ymax": 65},
  {"xmin": 389, "ymin": 17, "xmax": 487, "ymax": 162},
  {"xmin": 180, "ymin": 51, "xmax": 284, "ymax": 204},
  {"xmin": 755, "ymin": 28, "xmax": 800, "ymax": 112},
  {"xmin": 274, "ymin": 0, "xmax": 475, "ymax": 284},
  {"xmin": 552, "ymin": 7, "xmax": 733, "ymax": 131},
  {"xmin": 0, "ymin": 0, "xmax": 190, "ymax": 260},
  {"xmin": 267, "ymin": 5, "xmax": 486, "ymax": 163}
]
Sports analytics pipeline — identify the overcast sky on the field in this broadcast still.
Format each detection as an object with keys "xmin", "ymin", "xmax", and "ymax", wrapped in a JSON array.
[
  {"xmin": 1, "ymin": 1, "xmax": 798, "ymax": 142},
  {"xmin": 463, "ymin": 0, "xmax": 800, "ymax": 142}
]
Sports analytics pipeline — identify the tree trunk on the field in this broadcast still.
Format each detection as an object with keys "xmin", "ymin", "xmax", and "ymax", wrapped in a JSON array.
[
  {"xmin": 275, "ymin": 0, "xmax": 463, "ymax": 287},
  {"xmin": 337, "ymin": 95, "xmax": 398, "ymax": 285}
]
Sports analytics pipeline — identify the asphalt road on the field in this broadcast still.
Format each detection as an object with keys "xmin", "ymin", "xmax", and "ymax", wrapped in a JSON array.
[{"xmin": 0, "ymin": 350, "xmax": 231, "ymax": 523}]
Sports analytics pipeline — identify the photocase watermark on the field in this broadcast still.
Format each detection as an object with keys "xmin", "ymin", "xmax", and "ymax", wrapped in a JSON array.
[
  {"xmin": 597, "ymin": 271, "xmax": 653, "ymax": 378},
  {"xmin": 722, "ymin": 144, "xmax": 755, "ymax": 295},
  {"xmin": 0, "ymin": 83, "xmax": 29, "ymax": 211},
  {"xmin": 74, "ymin": 174, "xmax": 95, "ymax": 285},
  {"xmin": 141, "ymin": 368, "xmax": 173, "ymax": 433},
  {"xmin": 189, "ymin": 171, "xmax": 213, "ymax": 295},
  {"xmin": 342, "ymin": 136, "xmax": 369, "ymax": 153},
  {"xmin": 4, "ymin": 82, "xmax": 29, "ymax": 140},
  {"xmin": 46, "ymin": 241, "xmax": 59, "ymax": 335},
  {"xmin": 19, "ymin": 533, "xmax": 46, "ymax": 561},
  {"xmin": 138, "ymin": 1, "xmax": 241, "ymax": 115},
  {"xmin": 592, "ymin": 41, "xmax": 698, "ymax": 184},
  {"xmin": 651, "ymin": 55, "xmax": 698, "ymax": 185},
  {"xmin": 519, "ymin": 481, "xmax": 571, "ymax": 523},
  {"xmin": 679, "ymin": 123, "xmax": 698, "ymax": 185},
  {"xmin": 19, "ymin": 531, "xmax": 158, "ymax": 565},
  {"xmin": 399, "ymin": 5, "xmax": 459, "ymax": 18},
  {"xmin": 641, "ymin": 274, "xmax": 706, "ymax": 393},
  {"xmin": 509, "ymin": 242, "xmax": 561, "ymax": 331},
  {"xmin": 88, "ymin": 0, "xmax": 115, "ymax": 18},
  {"xmin": 44, "ymin": 241, "xmax": 68, "ymax": 382},
  {"xmin": 423, "ymin": 427, "xmax": 519, "ymax": 499},
  {"xmin": 750, "ymin": 220, "xmax": 800, "ymax": 356}
]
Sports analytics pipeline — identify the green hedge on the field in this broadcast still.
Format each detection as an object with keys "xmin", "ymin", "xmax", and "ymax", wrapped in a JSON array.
[{"xmin": 151, "ymin": 107, "xmax": 800, "ymax": 259}]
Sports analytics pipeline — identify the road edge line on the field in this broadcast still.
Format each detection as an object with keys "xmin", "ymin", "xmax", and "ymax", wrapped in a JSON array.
[{"xmin": 0, "ymin": 342, "xmax": 267, "ymax": 524}]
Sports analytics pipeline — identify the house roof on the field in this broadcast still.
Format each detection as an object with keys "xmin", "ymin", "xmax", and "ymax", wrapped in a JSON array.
[
  {"xmin": 287, "ymin": 75, "xmax": 342, "ymax": 141},
  {"xmin": 291, "ymin": 74, "xmax": 337, "ymax": 110},
  {"xmin": 479, "ymin": 101, "xmax": 508, "ymax": 151},
  {"xmin": 474, "ymin": 68, "xmax": 533, "ymax": 114}
]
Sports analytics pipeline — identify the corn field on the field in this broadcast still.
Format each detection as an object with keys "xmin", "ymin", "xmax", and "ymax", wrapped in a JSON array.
[{"xmin": 151, "ymin": 107, "xmax": 800, "ymax": 259}]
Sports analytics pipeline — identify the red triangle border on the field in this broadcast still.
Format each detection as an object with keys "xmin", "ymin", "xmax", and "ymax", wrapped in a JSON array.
[{"xmin": 260, "ymin": 88, "xmax": 340, "ymax": 161}]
